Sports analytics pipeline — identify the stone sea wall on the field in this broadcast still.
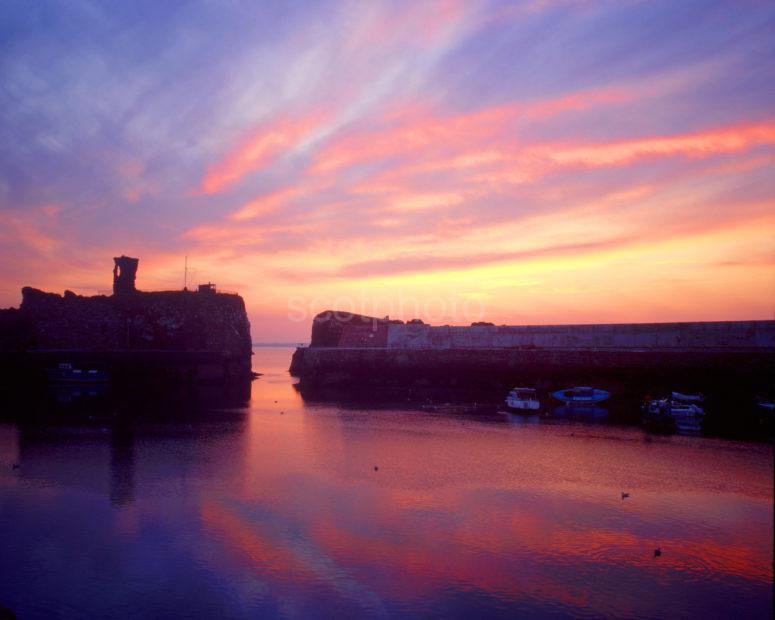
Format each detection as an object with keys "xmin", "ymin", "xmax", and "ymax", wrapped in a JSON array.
[
  {"xmin": 292, "ymin": 311, "xmax": 775, "ymax": 392},
  {"xmin": 385, "ymin": 320, "xmax": 775, "ymax": 351}
]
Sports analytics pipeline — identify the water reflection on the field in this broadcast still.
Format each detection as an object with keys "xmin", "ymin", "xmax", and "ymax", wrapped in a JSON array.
[
  {"xmin": 551, "ymin": 404, "xmax": 609, "ymax": 420},
  {"xmin": 48, "ymin": 383, "xmax": 109, "ymax": 404},
  {"xmin": 109, "ymin": 424, "xmax": 135, "ymax": 506},
  {"xmin": 0, "ymin": 347, "xmax": 771, "ymax": 619}
]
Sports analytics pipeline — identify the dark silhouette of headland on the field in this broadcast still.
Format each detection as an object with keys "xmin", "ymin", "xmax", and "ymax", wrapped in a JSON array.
[{"xmin": 0, "ymin": 256, "xmax": 253, "ymax": 392}]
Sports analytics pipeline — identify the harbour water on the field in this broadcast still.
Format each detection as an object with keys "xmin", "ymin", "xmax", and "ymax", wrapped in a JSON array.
[{"xmin": 0, "ymin": 347, "xmax": 772, "ymax": 619}]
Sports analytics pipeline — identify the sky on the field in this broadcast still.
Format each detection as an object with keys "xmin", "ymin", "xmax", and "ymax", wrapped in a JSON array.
[{"xmin": 0, "ymin": 0, "xmax": 773, "ymax": 341}]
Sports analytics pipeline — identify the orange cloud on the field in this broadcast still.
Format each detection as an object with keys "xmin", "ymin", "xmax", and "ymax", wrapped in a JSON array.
[
  {"xmin": 0, "ymin": 205, "xmax": 62, "ymax": 255},
  {"xmin": 201, "ymin": 110, "xmax": 327, "ymax": 194},
  {"xmin": 309, "ymin": 86, "xmax": 633, "ymax": 177},
  {"xmin": 548, "ymin": 122, "xmax": 775, "ymax": 167},
  {"xmin": 231, "ymin": 187, "xmax": 301, "ymax": 221},
  {"xmin": 390, "ymin": 191, "xmax": 463, "ymax": 212}
]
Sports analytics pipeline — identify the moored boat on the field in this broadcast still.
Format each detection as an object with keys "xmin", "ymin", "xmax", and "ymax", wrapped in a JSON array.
[
  {"xmin": 643, "ymin": 392, "xmax": 705, "ymax": 434},
  {"xmin": 505, "ymin": 387, "xmax": 540, "ymax": 411},
  {"xmin": 552, "ymin": 386, "xmax": 610, "ymax": 404},
  {"xmin": 671, "ymin": 391, "xmax": 704, "ymax": 403},
  {"xmin": 643, "ymin": 397, "xmax": 704, "ymax": 417}
]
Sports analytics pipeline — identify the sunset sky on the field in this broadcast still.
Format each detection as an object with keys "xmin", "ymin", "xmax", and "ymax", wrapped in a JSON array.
[{"xmin": 1, "ymin": 0, "xmax": 773, "ymax": 341}]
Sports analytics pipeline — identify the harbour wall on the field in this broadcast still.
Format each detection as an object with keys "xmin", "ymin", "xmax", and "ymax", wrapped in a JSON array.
[
  {"xmin": 385, "ymin": 320, "xmax": 774, "ymax": 351},
  {"xmin": 291, "ymin": 312, "xmax": 775, "ymax": 394}
]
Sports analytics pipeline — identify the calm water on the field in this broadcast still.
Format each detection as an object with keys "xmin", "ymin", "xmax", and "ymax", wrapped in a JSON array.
[{"xmin": 0, "ymin": 348, "xmax": 772, "ymax": 619}]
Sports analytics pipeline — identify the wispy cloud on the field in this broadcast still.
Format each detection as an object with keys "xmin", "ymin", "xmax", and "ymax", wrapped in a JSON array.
[{"xmin": 1, "ymin": 0, "xmax": 773, "ymax": 335}]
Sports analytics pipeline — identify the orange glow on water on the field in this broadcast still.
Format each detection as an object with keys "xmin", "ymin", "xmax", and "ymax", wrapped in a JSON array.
[{"xmin": 177, "ymin": 364, "xmax": 773, "ymax": 616}]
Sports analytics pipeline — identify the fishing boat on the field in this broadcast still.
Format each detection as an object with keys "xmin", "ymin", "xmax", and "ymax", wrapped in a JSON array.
[
  {"xmin": 671, "ymin": 391, "xmax": 704, "ymax": 403},
  {"xmin": 46, "ymin": 362, "xmax": 109, "ymax": 384},
  {"xmin": 552, "ymin": 386, "xmax": 610, "ymax": 404},
  {"xmin": 643, "ymin": 393, "xmax": 705, "ymax": 433},
  {"xmin": 644, "ymin": 397, "xmax": 704, "ymax": 417},
  {"xmin": 505, "ymin": 387, "xmax": 540, "ymax": 411}
]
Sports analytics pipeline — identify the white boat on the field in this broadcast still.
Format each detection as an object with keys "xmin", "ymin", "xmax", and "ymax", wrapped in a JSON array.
[
  {"xmin": 669, "ymin": 402, "xmax": 705, "ymax": 417},
  {"xmin": 644, "ymin": 393, "xmax": 705, "ymax": 434},
  {"xmin": 505, "ymin": 387, "xmax": 540, "ymax": 411},
  {"xmin": 645, "ymin": 398, "xmax": 704, "ymax": 417},
  {"xmin": 669, "ymin": 393, "xmax": 705, "ymax": 424},
  {"xmin": 671, "ymin": 391, "xmax": 704, "ymax": 403}
]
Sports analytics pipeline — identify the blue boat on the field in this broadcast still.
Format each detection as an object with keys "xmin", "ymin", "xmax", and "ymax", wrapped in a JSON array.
[{"xmin": 552, "ymin": 386, "xmax": 610, "ymax": 404}]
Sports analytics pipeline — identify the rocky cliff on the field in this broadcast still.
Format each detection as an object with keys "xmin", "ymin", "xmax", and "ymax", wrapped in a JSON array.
[
  {"xmin": 0, "ymin": 256, "xmax": 253, "ymax": 382},
  {"xmin": 17, "ymin": 287, "xmax": 251, "ymax": 359}
]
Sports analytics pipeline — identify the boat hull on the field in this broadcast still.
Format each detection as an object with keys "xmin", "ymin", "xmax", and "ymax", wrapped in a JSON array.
[
  {"xmin": 505, "ymin": 398, "xmax": 540, "ymax": 411},
  {"xmin": 552, "ymin": 388, "xmax": 610, "ymax": 404}
]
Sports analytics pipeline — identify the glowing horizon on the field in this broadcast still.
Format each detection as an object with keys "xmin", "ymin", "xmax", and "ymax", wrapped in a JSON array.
[{"xmin": 1, "ymin": 0, "xmax": 773, "ymax": 340}]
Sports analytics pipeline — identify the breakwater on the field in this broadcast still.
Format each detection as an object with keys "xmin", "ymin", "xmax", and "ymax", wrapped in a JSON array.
[{"xmin": 291, "ymin": 312, "xmax": 775, "ymax": 398}]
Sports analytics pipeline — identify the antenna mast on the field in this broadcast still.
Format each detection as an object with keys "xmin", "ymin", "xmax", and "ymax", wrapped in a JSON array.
[{"xmin": 184, "ymin": 255, "xmax": 188, "ymax": 290}]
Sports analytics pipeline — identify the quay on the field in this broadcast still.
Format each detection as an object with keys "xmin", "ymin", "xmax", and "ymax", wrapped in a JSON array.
[{"xmin": 290, "ymin": 312, "xmax": 775, "ymax": 397}]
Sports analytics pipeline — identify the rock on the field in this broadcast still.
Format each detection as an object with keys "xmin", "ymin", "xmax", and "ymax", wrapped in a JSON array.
[{"xmin": 3, "ymin": 257, "xmax": 253, "ymax": 379}]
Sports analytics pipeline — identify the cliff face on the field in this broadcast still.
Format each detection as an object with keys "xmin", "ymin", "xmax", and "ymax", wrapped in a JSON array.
[
  {"xmin": 0, "ymin": 307, "xmax": 34, "ymax": 352},
  {"xmin": 0, "ymin": 256, "xmax": 254, "ymax": 387},
  {"xmin": 18, "ymin": 287, "xmax": 252, "ymax": 360}
]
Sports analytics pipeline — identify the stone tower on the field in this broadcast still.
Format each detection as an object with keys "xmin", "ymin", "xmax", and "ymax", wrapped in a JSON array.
[{"xmin": 113, "ymin": 255, "xmax": 139, "ymax": 295}]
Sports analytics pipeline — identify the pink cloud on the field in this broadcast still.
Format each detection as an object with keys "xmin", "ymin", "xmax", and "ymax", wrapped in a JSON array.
[
  {"xmin": 201, "ymin": 110, "xmax": 328, "ymax": 195},
  {"xmin": 546, "ymin": 122, "xmax": 775, "ymax": 167},
  {"xmin": 230, "ymin": 187, "xmax": 303, "ymax": 221},
  {"xmin": 308, "ymin": 86, "xmax": 633, "ymax": 178}
]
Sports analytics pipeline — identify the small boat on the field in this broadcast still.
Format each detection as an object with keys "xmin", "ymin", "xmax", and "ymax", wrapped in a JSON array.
[
  {"xmin": 552, "ymin": 386, "xmax": 610, "ymax": 404},
  {"xmin": 505, "ymin": 387, "xmax": 540, "ymax": 411},
  {"xmin": 644, "ymin": 397, "xmax": 704, "ymax": 417},
  {"xmin": 643, "ymin": 393, "xmax": 705, "ymax": 434},
  {"xmin": 671, "ymin": 391, "xmax": 704, "ymax": 403},
  {"xmin": 46, "ymin": 362, "xmax": 110, "ymax": 384},
  {"xmin": 669, "ymin": 401, "xmax": 705, "ymax": 417}
]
